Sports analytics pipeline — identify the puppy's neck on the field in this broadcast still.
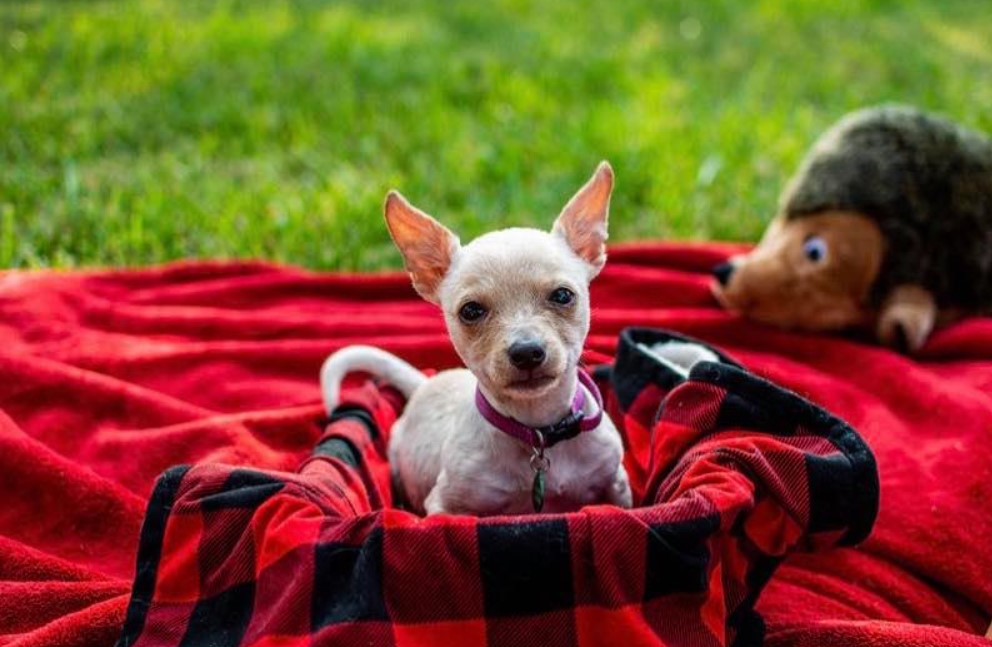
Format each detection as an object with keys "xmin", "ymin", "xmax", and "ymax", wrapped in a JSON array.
[{"xmin": 478, "ymin": 369, "xmax": 580, "ymax": 429}]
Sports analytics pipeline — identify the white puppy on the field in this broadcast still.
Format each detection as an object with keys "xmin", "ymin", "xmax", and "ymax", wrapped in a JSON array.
[{"xmin": 321, "ymin": 162, "xmax": 631, "ymax": 516}]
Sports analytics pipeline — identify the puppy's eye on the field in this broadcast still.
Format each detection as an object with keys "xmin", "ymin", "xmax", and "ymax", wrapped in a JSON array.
[
  {"xmin": 458, "ymin": 301, "xmax": 488, "ymax": 323},
  {"xmin": 803, "ymin": 236, "xmax": 828, "ymax": 263},
  {"xmin": 548, "ymin": 287, "xmax": 575, "ymax": 306}
]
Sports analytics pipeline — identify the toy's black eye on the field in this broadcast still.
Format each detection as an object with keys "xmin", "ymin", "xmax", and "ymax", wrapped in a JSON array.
[
  {"xmin": 803, "ymin": 236, "xmax": 828, "ymax": 263},
  {"xmin": 548, "ymin": 287, "xmax": 575, "ymax": 306},
  {"xmin": 458, "ymin": 301, "xmax": 488, "ymax": 323}
]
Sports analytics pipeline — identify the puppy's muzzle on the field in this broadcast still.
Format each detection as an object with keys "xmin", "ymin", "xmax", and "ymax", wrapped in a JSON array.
[{"xmin": 508, "ymin": 340, "xmax": 547, "ymax": 371}]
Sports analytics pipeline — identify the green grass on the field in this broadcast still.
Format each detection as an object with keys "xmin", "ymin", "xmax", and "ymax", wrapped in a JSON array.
[{"xmin": 1, "ymin": 0, "xmax": 990, "ymax": 270}]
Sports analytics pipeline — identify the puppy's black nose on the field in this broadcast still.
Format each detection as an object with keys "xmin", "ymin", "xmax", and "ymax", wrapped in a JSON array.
[
  {"xmin": 508, "ymin": 341, "xmax": 546, "ymax": 370},
  {"xmin": 712, "ymin": 262, "xmax": 735, "ymax": 287}
]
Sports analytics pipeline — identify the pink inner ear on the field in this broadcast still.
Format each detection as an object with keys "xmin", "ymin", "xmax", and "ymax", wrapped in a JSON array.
[
  {"xmin": 562, "ymin": 220, "xmax": 607, "ymax": 268},
  {"xmin": 407, "ymin": 232, "xmax": 454, "ymax": 298},
  {"xmin": 555, "ymin": 166, "xmax": 612, "ymax": 269},
  {"xmin": 384, "ymin": 193, "xmax": 457, "ymax": 301}
]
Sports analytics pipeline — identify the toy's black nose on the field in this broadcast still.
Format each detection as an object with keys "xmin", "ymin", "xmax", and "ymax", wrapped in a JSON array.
[
  {"xmin": 712, "ymin": 262, "xmax": 735, "ymax": 287},
  {"xmin": 508, "ymin": 340, "xmax": 546, "ymax": 370}
]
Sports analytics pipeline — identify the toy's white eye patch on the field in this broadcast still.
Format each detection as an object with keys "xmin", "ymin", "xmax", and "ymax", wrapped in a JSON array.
[{"xmin": 803, "ymin": 235, "xmax": 828, "ymax": 263}]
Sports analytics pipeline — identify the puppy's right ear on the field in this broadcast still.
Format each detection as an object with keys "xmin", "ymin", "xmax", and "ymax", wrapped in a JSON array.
[{"xmin": 384, "ymin": 191, "xmax": 460, "ymax": 304}]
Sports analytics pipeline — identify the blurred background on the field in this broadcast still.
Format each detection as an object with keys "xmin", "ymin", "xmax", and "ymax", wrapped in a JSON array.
[{"xmin": 1, "ymin": 0, "xmax": 989, "ymax": 270}]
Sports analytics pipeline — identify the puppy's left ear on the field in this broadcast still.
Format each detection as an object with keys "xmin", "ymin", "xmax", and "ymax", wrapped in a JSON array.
[{"xmin": 553, "ymin": 161, "xmax": 613, "ymax": 277}]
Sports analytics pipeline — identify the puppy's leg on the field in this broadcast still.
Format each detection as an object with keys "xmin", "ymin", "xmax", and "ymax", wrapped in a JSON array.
[
  {"xmin": 423, "ymin": 471, "xmax": 455, "ymax": 516},
  {"xmin": 876, "ymin": 284, "xmax": 937, "ymax": 353},
  {"xmin": 604, "ymin": 466, "xmax": 633, "ymax": 509},
  {"xmin": 425, "ymin": 470, "xmax": 518, "ymax": 516},
  {"xmin": 423, "ymin": 485, "xmax": 447, "ymax": 516}
]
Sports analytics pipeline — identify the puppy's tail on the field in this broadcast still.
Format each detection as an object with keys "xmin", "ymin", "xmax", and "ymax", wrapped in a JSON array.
[{"xmin": 320, "ymin": 345, "xmax": 428, "ymax": 413}]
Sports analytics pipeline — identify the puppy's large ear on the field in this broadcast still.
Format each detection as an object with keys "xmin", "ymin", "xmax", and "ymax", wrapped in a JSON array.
[
  {"xmin": 384, "ymin": 191, "xmax": 460, "ymax": 304},
  {"xmin": 552, "ymin": 161, "xmax": 613, "ymax": 277}
]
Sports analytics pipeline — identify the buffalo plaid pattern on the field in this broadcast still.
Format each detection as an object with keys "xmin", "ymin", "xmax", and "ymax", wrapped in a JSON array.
[{"xmin": 115, "ymin": 327, "xmax": 878, "ymax": 647}]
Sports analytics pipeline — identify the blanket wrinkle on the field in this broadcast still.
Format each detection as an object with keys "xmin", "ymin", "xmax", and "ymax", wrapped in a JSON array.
[{"xmin": 0, "ymin": 243, "xmax": 989, "ymax": 646}]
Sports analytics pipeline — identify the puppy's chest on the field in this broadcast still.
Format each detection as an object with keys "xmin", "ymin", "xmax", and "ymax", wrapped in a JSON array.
[
  {"xmin": 490, "ymin": 439, "xmax": 616, "ymax": 514},
  {"xmin": 536, "ymin": 478, "xmax": 599, "ymax": 514}
]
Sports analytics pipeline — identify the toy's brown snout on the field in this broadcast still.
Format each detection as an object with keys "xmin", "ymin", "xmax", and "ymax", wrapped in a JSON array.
[{"xmin": 711, "ymin": 211, "xmax": 885, "ymax": 333}]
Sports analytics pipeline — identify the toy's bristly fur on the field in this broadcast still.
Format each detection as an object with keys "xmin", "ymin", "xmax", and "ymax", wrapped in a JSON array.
[{"xmin": 781, "ymin": 105, "xmax": 992, "ymax": 309}]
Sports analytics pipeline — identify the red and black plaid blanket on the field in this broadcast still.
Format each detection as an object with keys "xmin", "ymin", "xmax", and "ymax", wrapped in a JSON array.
[{"xmin": 115, "ymin": 328, "xmax": 878, "ymax": 647}]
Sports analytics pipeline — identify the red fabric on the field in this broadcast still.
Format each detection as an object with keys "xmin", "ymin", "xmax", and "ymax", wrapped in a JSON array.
[{"xmin": 0, "ymin": 242, "xmax": 990, "ymax": 645}]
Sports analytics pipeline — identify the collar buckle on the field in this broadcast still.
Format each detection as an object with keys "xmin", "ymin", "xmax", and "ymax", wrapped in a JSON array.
[{"xmin": 535, "ymin": 410, "xmax": 583, "ymax": 448}]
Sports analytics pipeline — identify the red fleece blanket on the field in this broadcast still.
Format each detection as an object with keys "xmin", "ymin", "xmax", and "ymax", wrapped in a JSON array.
[{"xmin": 0, "ymin": 243, "xmax": 990, "ymax": 646}]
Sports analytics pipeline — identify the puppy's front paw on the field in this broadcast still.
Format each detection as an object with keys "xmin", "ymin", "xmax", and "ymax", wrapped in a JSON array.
[
  {"xmin": 606, "ymin": 467, "xmax": 633, "ymax": 509},
  {"xmin": 876, "ymin": 285, "xmax": 936, "ymax": 353},
  {"xmin": 423, "ymin": 484, "xmax": 448, "ymax": 516}
]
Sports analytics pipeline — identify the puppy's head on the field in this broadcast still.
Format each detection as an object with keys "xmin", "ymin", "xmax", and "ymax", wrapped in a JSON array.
[
  {"xmin": 710, "ymin": 210, "xmax": 884, "ymax": 330},
  {"xmin": 385, "ymin": 162, "xmax": 613, "ymax": 401}
]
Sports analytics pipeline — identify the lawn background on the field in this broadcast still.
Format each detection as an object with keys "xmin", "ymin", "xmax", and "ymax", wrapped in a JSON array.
[{"xmin": 2, "ymin": 0, "xmax": 990, "ymax": 270}]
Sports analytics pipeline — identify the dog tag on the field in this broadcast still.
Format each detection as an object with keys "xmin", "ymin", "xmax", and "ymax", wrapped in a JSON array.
[
  {"xmin": 532, "ymin": 469, "xmax": 546, "ymax": 513},
  {"xmin": 529, "ymin": 449, "xmax": 550, "ymax": 513}
]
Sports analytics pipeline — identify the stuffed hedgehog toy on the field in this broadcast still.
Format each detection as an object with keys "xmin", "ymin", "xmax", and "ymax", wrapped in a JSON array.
[{"xmin": 711, "ymin": 105, "xmax": 992, "ymax": 352}]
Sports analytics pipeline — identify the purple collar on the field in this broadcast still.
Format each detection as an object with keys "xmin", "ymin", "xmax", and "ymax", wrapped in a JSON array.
[{"xmin": 475, "ymin": 369, "xmax": 604, "ymax": 450}]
